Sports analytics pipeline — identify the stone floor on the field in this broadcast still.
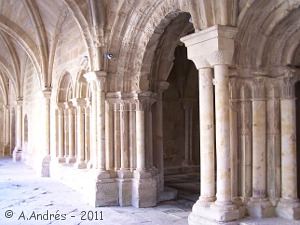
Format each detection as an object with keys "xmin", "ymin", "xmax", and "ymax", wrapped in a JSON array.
[{"xmin": 1, "ymin": 157, "xmax": 300, "ymax": 225}]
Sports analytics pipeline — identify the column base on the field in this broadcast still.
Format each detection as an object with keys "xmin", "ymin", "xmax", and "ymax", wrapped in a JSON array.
[
  {"xmin": 66, "ymin": 156, "xmax": 76, "ymax": 164},
  {"xmin": 12, "ymin": 148, "xmax": 22, "ymax": 162},
  {"xmin": 86, "ymin": 161, "xmax": 93, "ymax": 169},
  {"xmin": 188, "ymin": 200, "xmax": 244, "ymax": 225},
  {"xmin": 117, "ymin": 170, "xmax": 133, "ymax": 206},
  {"xmin": 247, "ymin": 198, "xmax": 274, "ymax": 218},
  {"xmin": 275, "ymin": 199, "xmax": 300, "ymax": 220},
  {"xmin": 74, "ymin": 161, "xmax": 87, "ymax": 169},
  {"xmin": 40, "ymin": 155, "xmax": 51, "ymax": 177},
  {"xmin": 56, "ymin": 157, "xmax": 66, "ymax": 163},
  {"xmin": 132, "ymin": 170, "xmax": 157, "ymax": 208},
  {"xmin": 2, "ymin": 145, "xmax": 9, "ymax": 156}
]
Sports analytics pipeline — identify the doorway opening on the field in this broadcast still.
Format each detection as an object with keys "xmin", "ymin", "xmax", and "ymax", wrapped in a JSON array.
[{"xmin": 162, "ymin": 44, "xmax": 200, "ymax": 204}]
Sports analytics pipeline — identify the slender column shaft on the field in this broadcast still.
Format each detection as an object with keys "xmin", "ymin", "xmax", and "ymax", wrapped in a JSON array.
[
  {"xmin": 199, "ymin": 68, "xmax": 215, "ymax": 201},
  {"xmin": 146, "ymin": 107, "xmax": 153, "ymax": 168},
  {"xmin": 240, "ymin": 88, "xmax": 252, "ymax": 199},
  {"xmin": 281, "ymin": 98, "xmax": 297, "ymax": 200},
  {"xmin": 85, "ymin": 105, "xmax": 90, "ymax": 163},
  {"xmin": 15, "ymin": 101, "xmax": 22, "ymax": 150},
  {"xmin": 76, "ymin": 105, "xmax": 85, "ymax": 166},
  {"xmin": 120, "ymin": 103, "xmax": 129, "ymax": 169},
  {"xmin": 114, "ymin": 103, "xmax": 121, "ymax": 170},
  {"xmin": 214, "ymin": 64, "xmax": 231, "ymax": 203},
  {"xmin": 43, "ymin": 92, "xmax": 51, "ymax": 155},
  {"xmin": 252, "ymin": 100, "xmax": 267, "ymax": 199},
  {"xmin": 136, "ymin": 109, "xmax": 145, "ymax": 170},
  {"xmin": 184, "ymin": 105, "xmax": 190, "ymax": 165},
  {"xmin": 68, "ymin": 108, "xmax": 75, "ymax": 160},
  {"xmin": 105, "ymin": 101, "xmax": 114, "ymax": 170},
  {"xmin": 97, "ymin": 89, "xmax": 106, "ymax": 170},
  {"xmin": 57, "ymin": 108, "xmax": 64, "ymax": 159},
  {"xmin": 129, "ymin": 103, "xmax": 136, "ymax": 170},
  {"xmin": 64, "ymin": 109, "xmax": 69, "ymax": 157},
  {"xmin": 91, "ymin": 88, "xmax": 97, "ymax": 168}
]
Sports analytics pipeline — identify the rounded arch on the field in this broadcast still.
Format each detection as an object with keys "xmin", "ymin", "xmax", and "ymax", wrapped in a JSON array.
[
  {"xmin": 74, "ymin": 68, "xmax": 91, "ymax": 99},
  {"xmin": 116, "ymin": 0, "xmax": 192, "ymax": 91},
  {"xmin": 235, "ymin": 0, "xmax": 300, "ymax": 70},
  {"xmin": 57, "ymin": 73, "xmax": 73, "ymax": 103}
]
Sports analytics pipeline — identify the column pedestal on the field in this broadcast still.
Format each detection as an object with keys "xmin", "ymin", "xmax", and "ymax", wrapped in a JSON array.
[
  {"xmin": 117, "ymin": 170, "xmax": 133, "ymax": 206},
  {"xmin": 132, "ymin": 170, "xmax": 157, "ymax": 208},
  {"xmin": 247, "ymin": 198, "xmax": 274, "ymax": 218}
]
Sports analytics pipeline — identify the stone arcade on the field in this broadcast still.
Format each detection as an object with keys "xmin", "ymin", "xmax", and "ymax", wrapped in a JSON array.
[{"xmin": 1, "ymin": 0, "xmax": 300, "ymax": 224}]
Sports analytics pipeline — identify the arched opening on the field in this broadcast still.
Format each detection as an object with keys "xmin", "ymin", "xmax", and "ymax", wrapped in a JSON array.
[
  {"xmin": 147, "ymin": 12, "xmax": 200, "ymax": 203},
  {"xmin": 295, "ymin": 81, "xmax": 300, "ymax": 198},
  {"xmin": 162, "ymin": 44, "xmax": 200, "ymax": 202}
]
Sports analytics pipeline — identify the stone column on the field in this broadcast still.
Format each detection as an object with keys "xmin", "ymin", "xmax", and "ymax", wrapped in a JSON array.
[
  {"xmin": 247, "ymin": 78, "xmax": 274, "ymax": 218},
  {"xmin": 105, "ymin": 98, "xmax": 114, "ymax": 171},
  {"xmin": 136, "ymin": 101, "xmax": 145, "ymax": 171},
  {"xmin": 155, "ymin": 81, "xmax": 169, "ymax": 193},
  {"xmin": 85, "ymin": 102, "xmax": 91, "ymax": 164},
  {"xmin": 13, "ymin": 98, "xmax": 23, "ymax": 161},
  {"xmin": 66, "ymin": 104, "xmax": 76, "ymax": 163},
  {"xmin": 229, "ymin": 78, "xmax": 239, "ymax": 200},
  {"xmin": 120, "ymin": 100, "xmax": 130, "ymax": 170},
  {"xmin": 40, "ymin": 89, "xmax": 52, "ymax": 176},
  {"xmin": 145, "ymin": 97, "xmax": 156, "ymax": 170},
  {"xmin": 72, "ymin": 98, "xmax": 86, "ymax": 169},
  {"xmin": 84, "ymin": 71, "xmax": 107, "ymax": 174},
  {"xmin": 276, "ymin": 76, "xmax": 300, "ymax": 220},
  {"xmin": 132, "ymin": 92, "xmax": 157, "ymax": 208},
  {"xmin": 240, "ymin": 85, "xmax": 252, "ymax": 201},
  {"xmin": 63, "ymin": 107, "xmax": 69, "ymax": 159},
  {"xmin": 198, "ymin": 67, "xmax": 215, "ymax": 203},
  {"xmin": 181, "ymin": 25, "xmax": 243, "ymax": 224},
  {"xmin": 118, "ymin": 95, "xmax": 133, "ymax": 206},
  {"xmin": 182, "ymin": 100, "xmax": 194, "ymax": 166},
  {"xmin": 56, "ymin": 105, "xmax": 65, "ymax": 162},
  {"xmin": 129, "ymin": 100, "xmax": 136, "ymax": 171},
  {"xmin": 3, "ymin": 105, "xmax": 10, "ymax": 156},
  {"xmin": 114, "ymin": 99, "xmax": 121, "ymax": 170},
  {"xmin": 214, "ymin": 64, "xmax": 233, "ymax": 204},
  {"xmin": 95, "ymin": 78, "xmax": 106, "ymax": 171}
]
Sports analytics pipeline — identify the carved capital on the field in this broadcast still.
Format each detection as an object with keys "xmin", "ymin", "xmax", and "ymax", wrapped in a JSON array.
[
  {"xmin": 156, "ymin": 81, "xmax": 169, "ymax": 97},
  {"xmin": 279, "ymin": 75, "xmax": 297, "ymax": 99},
  {"xmin": 251, "ymin": 78, "xmax": 266, "ymax": 100},
  {"xmin": 84, "ymin": 71, "xmax": 107, "ymax": 91},
  {"xmin": 42, "ymin": 88, "xmax": 52, "ymax": 99},
  {"xmin": 71, "ymin": 98, "xmax": 88, "ymax": 108},
  {"xmin": 135, "ymin": 92, "xmax": 156, "ymax": 111},
  {"xmin": 180, "ymin": 25, "xmax": 238, "ymax": 68}
]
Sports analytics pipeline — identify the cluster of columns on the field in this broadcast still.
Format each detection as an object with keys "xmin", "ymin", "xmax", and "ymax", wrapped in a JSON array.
[
  {"xmin": 181, "ymin": 25, "xmax": 244, "ymax": 224},
  {"xmin": 56, "ymin": 99, "xmax": 90, "ymax": 169}
]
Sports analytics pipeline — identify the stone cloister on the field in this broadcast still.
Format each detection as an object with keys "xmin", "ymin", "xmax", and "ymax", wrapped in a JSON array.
[{"xmin": 1, "ymin": 0, "xmax": 300, "ymax": 224}]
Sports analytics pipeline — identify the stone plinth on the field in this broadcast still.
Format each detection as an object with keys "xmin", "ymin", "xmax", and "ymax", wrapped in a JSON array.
[{"xmin": 132, "ymin": 170, "xmax": 157, "ymax": 208}]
